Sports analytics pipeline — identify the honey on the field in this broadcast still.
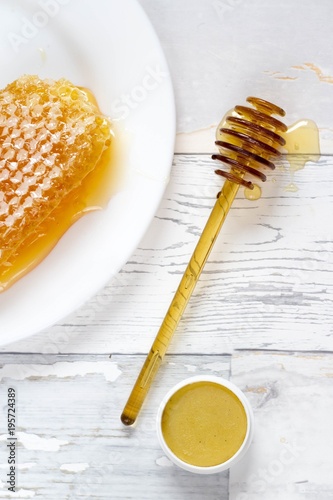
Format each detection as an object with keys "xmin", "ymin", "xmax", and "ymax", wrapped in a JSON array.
[
  {"xmin": 0, "ymin": 75, "xmax": 117, "ymax": 292},
  {"xmin": 244, "ymin": 183, "xmax": 261, "ymax": 200},
  {"xmin": 216, "ymin": 111, "xmax": 320, "ymax": 199},
  {"xmin": 282, "ymin": 119, "xmax": 320, "ymax": 191},
  {"xmin": 161, "ymin": 381, "xmax": 248, "ymax": 467}
]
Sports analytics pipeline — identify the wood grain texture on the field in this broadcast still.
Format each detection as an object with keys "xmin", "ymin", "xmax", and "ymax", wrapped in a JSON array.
[
  {"xmin": 230, "ymin": 351, "xmax": 333, "ymax": 500},
  {"xmin": 1, "ymin": 0, "xmax": 333, "ymax": 498},
  {"xmin": 3, "ymin": 154, "xmax": 331, "ymax": 355},
  {"xmin": 0, "ymin": 354, "xmax": 230, "ymax": 499},
  {"xmin": 139, "ymin": 0, "xmax": 333, "ymax": 153}
]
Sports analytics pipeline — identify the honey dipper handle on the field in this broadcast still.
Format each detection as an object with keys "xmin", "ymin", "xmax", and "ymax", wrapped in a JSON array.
[{"xmin": 121, "ymin": 179, "xmax": 241, "ymax": 425}]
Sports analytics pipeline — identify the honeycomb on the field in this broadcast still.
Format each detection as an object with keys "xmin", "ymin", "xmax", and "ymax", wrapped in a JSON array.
[{"xmin": 0, "ymin": 75, "xmax": 112, "ymax": 267}]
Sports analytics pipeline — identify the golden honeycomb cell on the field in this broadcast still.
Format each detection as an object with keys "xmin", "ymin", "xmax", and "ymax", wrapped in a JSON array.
[{"xmin": 0, "ymin": 75, "xmax": 112, "ymax": 267}]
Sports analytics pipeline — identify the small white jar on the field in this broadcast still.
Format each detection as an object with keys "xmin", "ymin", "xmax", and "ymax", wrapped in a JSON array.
[{"xmin": 156, "ymin": 375, "xmax": 254, "ymax": 474}]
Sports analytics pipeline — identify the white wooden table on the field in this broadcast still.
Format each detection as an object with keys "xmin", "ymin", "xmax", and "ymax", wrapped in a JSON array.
[{"xmin": 1, "ymin": 1, "xmax": 333, "ymax": 498}]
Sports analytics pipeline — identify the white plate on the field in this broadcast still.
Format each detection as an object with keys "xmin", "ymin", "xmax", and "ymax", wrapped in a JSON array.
[{"xmin": 0, "ymin": 0, "xmax": 175, "ymax": 345}]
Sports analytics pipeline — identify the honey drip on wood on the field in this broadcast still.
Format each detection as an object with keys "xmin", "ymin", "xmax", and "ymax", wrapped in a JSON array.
[
  {"xmin": 282, "ymin": 119, "xmax": 320, "ymax": 192},
  {"xmin": 0, "ymin": 90, "xmax": 121, "ymax": 293}
]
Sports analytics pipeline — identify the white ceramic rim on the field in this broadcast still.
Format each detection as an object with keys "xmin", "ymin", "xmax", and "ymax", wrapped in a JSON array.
[
  {"xmin": 156, "ymin": 375, "xmax": 254, "ymax": 474},
  {"xmin": 0, "ymin": 0, "xmax": 176, "ymax": 344}
]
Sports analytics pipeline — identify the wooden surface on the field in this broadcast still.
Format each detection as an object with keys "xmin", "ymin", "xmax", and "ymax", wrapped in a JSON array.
[{"xmin": 1, "ymin": 0, "xmax": 333, "ymax": 499}]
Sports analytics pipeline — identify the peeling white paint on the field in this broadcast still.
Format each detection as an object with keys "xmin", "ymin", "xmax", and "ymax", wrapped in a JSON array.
[
  {"xmin": 184, "ymin": 364, "xmax": 197, "ymax": 372},
  {"xmin": 202, "ymin": 362, "xmax": 230, "ymax": 373},
  {"xmin": 60, "ymin": 463, "xmax": 89, "ymax": 473},
  {"xmin": 156, "ymin": 456, "xmax": 174, "ymax": 468},
  {"xmin": 175, "ymin": 124, "xmax": 217, "ymax": 154},
  {"xmin": 0, "ymin": 463, "xmax": 36, "ymax": 471},
  {"xmin": 0, "ymin": 362, "xmax": 121, "ymax": 383},
  {"xmin": 0, "ymin": 489, "xmax": 35, "ymax": 498},
  {"xmin": 19, "ymin": 463, "xmax": 36, "ymax": 471},
  {"xmin": 17, "ymin": 432, "xmax": 68, "ymax": 451}
]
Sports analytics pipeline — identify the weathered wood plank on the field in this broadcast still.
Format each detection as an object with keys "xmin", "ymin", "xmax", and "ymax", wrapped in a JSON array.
[
  {"xmin": 138, "ymin": 0, "xmax": 333, "ymax": 154},
  {"xmin": 0, "ymin": 354, "xmax": 230, "ymax": 499},
  {"xmin": 0, "ymin": 3, "xmax": 332, "ymax": 500},
  {"xmin": 230, "ymin": 351, "xmax": 333, "ymax": 499},
  {"xmin": 1, "ymin": 352, "xmax": 332, "ymax": 498},
  {"xmin": 3, "ymin": 154, "xmax": 331, "ymax": 355}
]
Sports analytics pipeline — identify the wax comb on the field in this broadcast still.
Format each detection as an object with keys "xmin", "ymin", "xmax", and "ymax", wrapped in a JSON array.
[{"xmin": 0, "ymin": 75, "xmax": 112, "ymax": 266}]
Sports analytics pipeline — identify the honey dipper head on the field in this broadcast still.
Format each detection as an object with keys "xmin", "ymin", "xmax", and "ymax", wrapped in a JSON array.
[
  {"xmin": 0, "ymin": 75, "xmax": 112, "ymax": 267},
  {"xmin": 212, "ymin": 97, "xmax": 287, "ymax": 189}
]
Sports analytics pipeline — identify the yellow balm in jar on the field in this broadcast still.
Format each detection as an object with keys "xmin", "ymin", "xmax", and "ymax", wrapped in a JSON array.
[{"xmin": 156, "ymin": 376, "xmax": 254, "ymax": 474}]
